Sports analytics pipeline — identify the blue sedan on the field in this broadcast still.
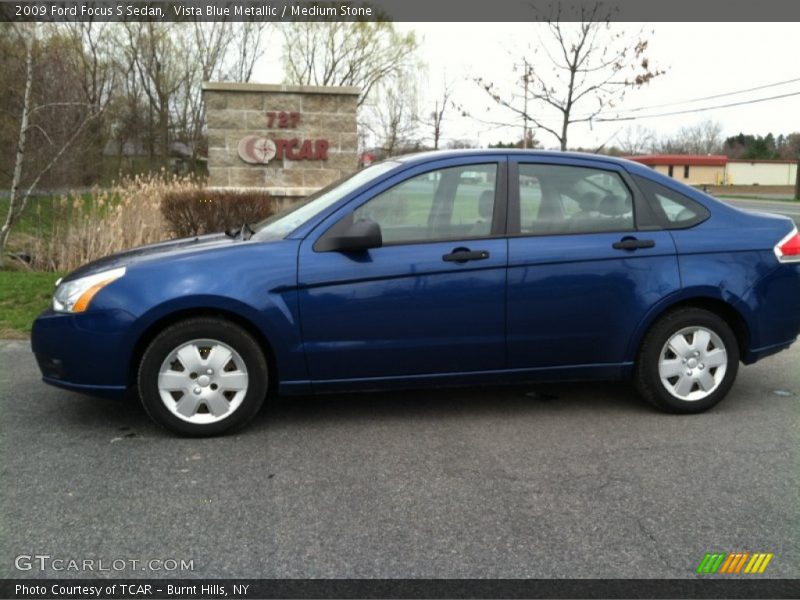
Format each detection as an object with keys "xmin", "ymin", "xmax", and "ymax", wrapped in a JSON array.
[{"xmin": 32, "ymin": 150, "xmax": 800, "ymax": 435}]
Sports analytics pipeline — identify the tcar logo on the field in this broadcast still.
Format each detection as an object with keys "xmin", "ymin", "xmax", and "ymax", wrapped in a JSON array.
[
  {"xmin": 236, "ymin": 111, "xmax": 330, "ymax": 165},
  {"xmin": 238, "ymin": 136, "xmax": 277, "ymax": 165},
  {"xmin": 237, "ymin": 135, "xmax": 329, "ymax": 165}
]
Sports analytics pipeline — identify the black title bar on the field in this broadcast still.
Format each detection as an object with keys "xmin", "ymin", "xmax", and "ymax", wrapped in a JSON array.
[
  {"xmin": 3, "ymin": 579, "xmax": 800, "ymax": 599},
  {"xmin": 3, "ymin": 0, "xmax": 800, "ymax": 22}
]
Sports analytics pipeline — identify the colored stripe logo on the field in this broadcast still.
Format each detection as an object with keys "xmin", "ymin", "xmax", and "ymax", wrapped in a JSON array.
[{"xmin": 697, "ymin": 552, "xmax": 773, "ymax": 574}]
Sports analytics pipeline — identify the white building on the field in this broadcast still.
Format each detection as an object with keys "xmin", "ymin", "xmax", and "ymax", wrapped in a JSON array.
[
  {"xmin": 726, "ymin": 160, "xmax": 797, "ymax": 186},
  {"xmin": 628, "ymin": 155, "xmax": 798, "ymax": 187}
]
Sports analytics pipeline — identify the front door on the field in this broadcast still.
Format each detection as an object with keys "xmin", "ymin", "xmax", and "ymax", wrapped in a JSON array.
[{"xmin": 298, "ymin": 159, "xmax": 509, "ymax": 383}]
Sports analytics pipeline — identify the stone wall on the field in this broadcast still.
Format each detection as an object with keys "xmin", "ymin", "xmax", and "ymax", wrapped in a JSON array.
[{"xmin": 203, "ymin": 82, "xmax": 360, "ymax": 199}]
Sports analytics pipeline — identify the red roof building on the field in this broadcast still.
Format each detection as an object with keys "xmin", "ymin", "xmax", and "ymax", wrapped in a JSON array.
[
  {"xmin": 626, "ymin": 154, "xmax": 797, "ymax": 187},
  {"xmin": 626, "ymin": 154, "xmax": 728, "ymax": 185},
  {"xmin": 629, "ymin": 154, "xmax": 728, "ymax": 167}
]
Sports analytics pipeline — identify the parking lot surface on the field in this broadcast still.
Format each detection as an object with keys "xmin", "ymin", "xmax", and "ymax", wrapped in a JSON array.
[
  {"xmin": 1, "ymin": 340, "xmax": 798, "ymax": 578},
  {"xmin": 722, "ymin": 197, "xmax": 800, "ymax": 224}
]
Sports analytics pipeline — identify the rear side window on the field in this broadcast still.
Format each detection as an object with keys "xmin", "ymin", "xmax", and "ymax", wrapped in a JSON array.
[
  {"xmin": 517, "ymin": 163, "xmax": 634, "ymax": 235},
  {"xmin": 633, "ymin": 175, "xmax": 710, "ymax": 229}
]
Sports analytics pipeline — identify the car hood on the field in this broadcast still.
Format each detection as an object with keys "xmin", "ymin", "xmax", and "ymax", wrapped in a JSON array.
[{"xmin": 62, "ymin": 233, "xmax": 238, "ymax": 282}]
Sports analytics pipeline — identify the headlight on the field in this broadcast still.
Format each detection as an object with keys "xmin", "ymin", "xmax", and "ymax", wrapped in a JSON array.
[{"xmin": 53, "ymin": 267, "xmax": 126, "ymax": 313}]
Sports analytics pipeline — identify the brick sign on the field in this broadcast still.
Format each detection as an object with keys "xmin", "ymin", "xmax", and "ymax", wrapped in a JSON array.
[
  {"xmin": 203, "ymin": 82, "xmax": 360, "ymax": 198},
  {"xmin": 237, "ymin": 111, "xmax": 330, "ymax": 164}
]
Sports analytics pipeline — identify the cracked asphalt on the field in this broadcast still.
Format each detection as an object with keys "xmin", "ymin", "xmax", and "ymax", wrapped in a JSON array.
[{"xmin": 1, "ymin": 340, "xmax": 798, "ymax": 579}]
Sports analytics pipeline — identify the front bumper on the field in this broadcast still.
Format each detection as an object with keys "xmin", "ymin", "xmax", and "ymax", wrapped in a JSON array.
[{"xmin": 31, "ymin": 308, "xmax": 138, "ymax": 399}]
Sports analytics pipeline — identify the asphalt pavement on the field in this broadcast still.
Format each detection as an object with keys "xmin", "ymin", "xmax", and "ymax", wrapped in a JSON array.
[
  {"xmin": 720, "ymin": 197, "xmax": 800, "ymax": 224},
  {"xmin": 1, "ymin": 340, "xmax": 798, "ymax": 579}
]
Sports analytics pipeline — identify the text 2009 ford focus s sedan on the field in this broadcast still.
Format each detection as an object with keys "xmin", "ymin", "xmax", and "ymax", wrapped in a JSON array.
[{"xmin": 32, "ymin": 150, "xmax": 800, "ymax": 435}]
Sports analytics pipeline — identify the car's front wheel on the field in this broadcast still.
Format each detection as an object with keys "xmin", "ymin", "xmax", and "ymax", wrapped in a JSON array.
[
  {"xmin": 137, "ymin": 318, "xmax": 268, "ymax": 435},
  {"xmin": 635, "ymin": 307, "xmax": 739, "ymax": 413}
]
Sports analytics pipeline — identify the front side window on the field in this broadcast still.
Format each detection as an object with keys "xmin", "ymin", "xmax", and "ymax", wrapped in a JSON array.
[
  {"xmin": 517, "ymin": 164, "xmax": 634, "ymax": 235},
  {"xmin": 351, "ymin": 163, "xmax": 498, "ymax": 244},
  {"xmin": 253, "ymin": 161, "xmax": 399, "ymax": 240}
]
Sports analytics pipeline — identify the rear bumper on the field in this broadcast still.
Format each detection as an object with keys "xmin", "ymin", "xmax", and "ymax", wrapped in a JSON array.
[
  {"xmin": 31, "ymin": 308, "xmax": 137, "ymax": 399},
  {"xmin": 744, "ymin": 338, "xmax": 797, "ymax": 365},
  {"xmin": 737, "ymin": 261, "xmax": 800, "ymax": 364}
]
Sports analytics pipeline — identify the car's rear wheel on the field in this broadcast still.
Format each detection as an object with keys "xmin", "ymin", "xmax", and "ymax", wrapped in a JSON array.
[
  {"xmin": 635, "ymin": 307, "xmax": 739, "ymax": 413},
  {"xmin": 137, "ymin": 318, "xmax": 268, "ymax": 435}
]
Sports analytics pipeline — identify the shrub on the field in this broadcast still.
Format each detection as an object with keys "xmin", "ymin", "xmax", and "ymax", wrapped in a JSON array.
[{"xmin": 160, "ymin": 189, "xmax": 275, "ymax": 238}]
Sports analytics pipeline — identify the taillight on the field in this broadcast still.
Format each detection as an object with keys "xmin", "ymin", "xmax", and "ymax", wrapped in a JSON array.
[{"xmin": 774, "ymin": 227, "xmax": 800, "ymax": 263}]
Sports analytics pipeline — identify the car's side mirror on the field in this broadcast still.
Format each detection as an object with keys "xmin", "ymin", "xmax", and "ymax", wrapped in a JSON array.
[{"xmin": 316, "ymin": 218, "xmax": 383, "ymax": 253}]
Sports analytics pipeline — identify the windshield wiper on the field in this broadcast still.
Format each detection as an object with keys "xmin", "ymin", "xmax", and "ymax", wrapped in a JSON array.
[{"xmin": 224, "ymin": 223, "xmax": 255, "ymax": 240}]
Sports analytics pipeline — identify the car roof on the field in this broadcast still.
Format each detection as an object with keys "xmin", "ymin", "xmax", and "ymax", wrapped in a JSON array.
[{"xmin": 392, "ymin": 148, "xmax": 644, "ymax": 170}]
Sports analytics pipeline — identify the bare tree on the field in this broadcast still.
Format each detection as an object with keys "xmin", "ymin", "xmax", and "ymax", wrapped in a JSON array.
[
  {"xmin": 424, "ymin": 80, "xmax": 453, "ymax": 150},
  {"xmin": 1, "ymin": 24, "xmax": 105, "ymax": 263},
  {"xmin": 617, "ymin": 124, "xmax": 656, "ymax": 155},
  {"xmin": 656, "ymin": 119, "xmax": 724, "ymax": 155},
  {"xmin": 282, "ymin": 22, "xmax": 417, "ymax": 107},
  {"xmin": 0, "ymin": 21, "xmax": 271, "ymax": 196},
  {"xmin": 476, "ymin": 4, "xmax": 663, "ymax": 150},
  {"xmin": 109, "ymin": 22, "xmax": 261, "ymax": 169},
  {"xmin": 122, "ymin": 23, "xmax": 197, "ymax": 164},
  {"xmin": 363, "ymin": 72, "xmax": 420, "ymax": 157},
  {"xmin": 60, "ymin": 22, "xmax": 117, "ymax": 181},
  {"xmin": 776, "ymin": 133, "xmax": 800, "ymax": 160},
  {"xmin": 180, "ymin": 22, "xmax": 237, "ymax": 161},
  {"xmin": 226, "ymin": 22, "xmax": 269, "ymax": 83}
]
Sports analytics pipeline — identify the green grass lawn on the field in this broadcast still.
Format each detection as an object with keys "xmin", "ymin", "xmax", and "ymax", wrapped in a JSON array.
[
  {"xmin": 0, "ymin": 271, "xmax": 62, "ymax": 338},
  {"xmin": 0, "ymin": 194, "xmax": 64, "ymax": 237},
  {"xmin": 0, "ymin": 191, "xmax": 122, "ymax": 243}
]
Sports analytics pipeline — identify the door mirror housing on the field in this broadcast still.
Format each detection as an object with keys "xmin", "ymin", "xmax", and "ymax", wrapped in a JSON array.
[{"xmin": 316, "ymin": 218, "xmax": 383, "ymax": 253}]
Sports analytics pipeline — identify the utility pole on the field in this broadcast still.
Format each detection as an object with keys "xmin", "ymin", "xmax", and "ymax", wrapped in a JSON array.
[
  {"xmin": 521, "ymin": 58, "xmax": 531, "ymax": 149},
  {"xmin": 795, "ymin": 155, "xmax": 800, "ymax": 200}
]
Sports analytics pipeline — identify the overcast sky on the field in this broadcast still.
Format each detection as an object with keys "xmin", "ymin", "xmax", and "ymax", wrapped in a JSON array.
[{"xmin": 256, "ymin": 22, "xmax": 800, "ymax": 151}]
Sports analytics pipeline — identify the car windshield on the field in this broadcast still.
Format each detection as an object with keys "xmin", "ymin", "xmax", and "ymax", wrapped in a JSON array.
[{"xmin": 252, "ymin": 161, "xmax": 399, "ymax": 241}]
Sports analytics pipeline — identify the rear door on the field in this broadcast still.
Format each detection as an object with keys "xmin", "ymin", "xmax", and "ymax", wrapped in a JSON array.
[
  {"xmin": 506, "ymin": 157, "xmax": 681, "ymax": 370},
  {"xmin": 297, "ymin": 157, "xmax": 509, "ymax": 383}
]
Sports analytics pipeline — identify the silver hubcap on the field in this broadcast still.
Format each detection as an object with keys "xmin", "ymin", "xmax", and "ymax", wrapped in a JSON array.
[
  {"xmin": 659, "ymin": 326, "xmax": 728, "ymax": 401},
  {"xmin": 158, "ymin": 339, "xmax": 249, "ymax": 424}
]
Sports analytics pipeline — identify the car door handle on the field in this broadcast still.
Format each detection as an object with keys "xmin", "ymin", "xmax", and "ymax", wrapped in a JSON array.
[
  {"xmin": 442, "ymin": 248, "xmax": 490, "ymax": 263},
  {"xmin": 612, "ymin": 237, "xmax": 655, "ymax": 250}
]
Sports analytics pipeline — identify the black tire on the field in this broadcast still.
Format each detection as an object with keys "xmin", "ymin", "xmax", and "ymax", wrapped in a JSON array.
[
  {"xmin": 137, "ymin": 317, "xmax": 268, "ymax": 436},
  {"xmin": 635, "ymin": 307, "xmax": 739, "ymax": 413}
]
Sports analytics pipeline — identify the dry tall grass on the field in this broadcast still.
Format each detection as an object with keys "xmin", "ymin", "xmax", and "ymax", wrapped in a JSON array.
[{"xmin": 30, "ymin": 173, "xmax": 199, "ymax": 272}]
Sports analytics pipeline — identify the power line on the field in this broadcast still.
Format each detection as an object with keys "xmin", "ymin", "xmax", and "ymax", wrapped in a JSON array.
[
  {"xmin": 472, "ymin": 78, "xmax": 800, "ymax": 137},
  {"xmin": 594, "ymin": 89, "xmax": 800, "ymax": 122},
  {"xmin": 478, "ymin": 87, "xmax": 800, "ymax": 130},
  {"xmin": 527, "ymin": 75, "xmax": 800, "ymax": 122},
  {"xmin": 594, "ymin": 76, "xmax": 800, "ymax": 117}
]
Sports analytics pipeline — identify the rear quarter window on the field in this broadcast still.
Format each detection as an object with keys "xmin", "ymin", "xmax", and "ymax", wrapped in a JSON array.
[{"xmin": 633, "ymin": 175, "xmax": 710, "ymax": 229}]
